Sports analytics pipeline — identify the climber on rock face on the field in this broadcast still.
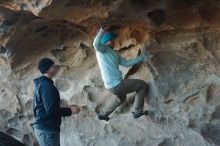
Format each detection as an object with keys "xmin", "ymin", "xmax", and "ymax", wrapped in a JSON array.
[
  {"xmin": 93, "ymin": 27, "xmax": 148, "ymax": 121},
  {"xmin": 32, "ymin": 58, "xmax": 80, "ymax": 146}
]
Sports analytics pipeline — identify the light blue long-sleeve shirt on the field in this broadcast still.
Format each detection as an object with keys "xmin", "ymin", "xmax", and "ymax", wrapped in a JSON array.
[{"xmin": 93, "ymin": 28, "xmax": 144, "ymax": 89}]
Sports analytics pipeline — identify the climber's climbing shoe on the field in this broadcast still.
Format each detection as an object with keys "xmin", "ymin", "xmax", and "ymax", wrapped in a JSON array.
[
  {"xmin": 97, "ymin": 114, "xmax": 110, "ymax": 121},
  {"xmin": 132, "ymin": 110, "xmax": 149, "ymax": 119}
]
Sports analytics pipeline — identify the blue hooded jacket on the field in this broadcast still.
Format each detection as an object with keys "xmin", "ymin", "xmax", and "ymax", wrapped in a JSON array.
[{"xmin": 32, "ymin": 76, "xmax": 72, "ymax": 132}]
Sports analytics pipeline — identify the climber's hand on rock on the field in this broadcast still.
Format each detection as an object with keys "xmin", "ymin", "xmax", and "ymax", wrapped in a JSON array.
[
  {"xmin": 140, "ymin": 43, "xmax": 146, "ymax": 50},
  {"xmin": 140, "ymin": 47, "xmax": 153, "ymax": 63},
  {"xmin": 70, "ymin": 105, "xmax": 80, "ymax": 114},
  {"xmin": 102, "ymin": 25, "xmax": 111, "ymax": 31}
]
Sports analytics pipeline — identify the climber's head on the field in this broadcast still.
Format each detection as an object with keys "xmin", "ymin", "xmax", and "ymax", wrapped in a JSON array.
[
  {"xmin": 38, "ymin": 58, "xmax": 59, "ymax": 78},
  {"xmin": 101, "ymin": 31, "xmax": 116, "ymax": 48}
]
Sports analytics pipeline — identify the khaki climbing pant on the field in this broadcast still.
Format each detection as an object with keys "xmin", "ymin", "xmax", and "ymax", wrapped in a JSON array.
[{"xmin": 102, "ymin": 79, "xmax": 147, "ymax": 116}]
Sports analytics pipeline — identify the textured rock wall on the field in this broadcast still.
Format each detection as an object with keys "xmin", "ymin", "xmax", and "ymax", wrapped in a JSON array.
[{"xmin": 0, "ymin": 0, "xmax": 220, "ymax": 146}]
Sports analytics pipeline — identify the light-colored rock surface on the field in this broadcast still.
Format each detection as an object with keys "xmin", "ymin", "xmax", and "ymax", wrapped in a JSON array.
[{"xmin": 0, "ymin": 0, "xmax": 220, "ymax": 146}]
